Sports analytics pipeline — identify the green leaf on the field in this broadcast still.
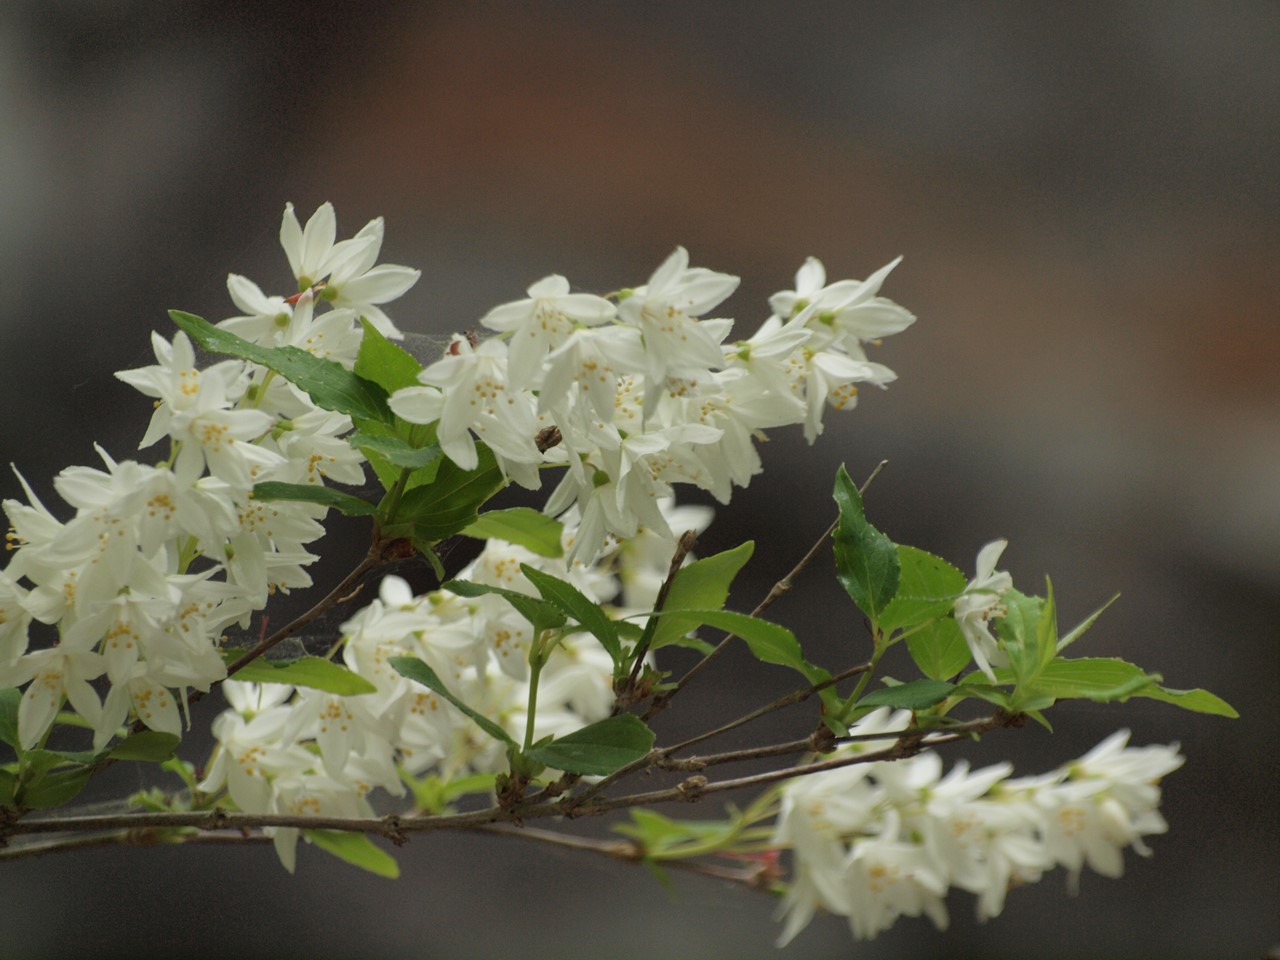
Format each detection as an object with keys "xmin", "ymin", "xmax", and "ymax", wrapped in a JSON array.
[
  {"xmin": 305, "ymin": 829, "xmax": 400, "ymax": 878},
  {"xmin": 349, "ymin": 432, "xmax": 443, "ymax": 471},
  {"xmin": 354, "ymin": 318, "xmax": 424, "ymax": 394},
  {"xmin": 221, "ymin": 652, "xmax": 378, "ymax": 695},
  {"xmin": 523, "ymin": 714, "xmax": 655, "ymax": 775},
  {"xmin": 441, "ymin": 579, "xmax": 567, "ymax": 636},
  {"xmin": 905, "ymin": 617, "xmax": 972, "ymax": 680},
  {"xmin": 1134, "ymin": 685, "xmax": 1239, "ymax": 718},
  {"xmin": 20, "ymin": 765, "xmax": 92, "ymax": 809},
  {"xmin": 0, "ymin": 688, "xmax": 20, "ymax": 752},
  {"xmin": 170, "ymin": 311, "xmax": 392, "ymax": 424},
  {"xmin": 878, "ymin": 545, "xmax": 966, "ymax": 633},
  {"xmin": 462, "ymin": 508, "xmax": 564, "ymax": 558},
  {"xmin": 389, "ymin": 656, "xmax": 515, "ymax": 746},
  {"xmin": 984, "ymin": 657, "xmax": 1160, "ymax": 703},
  {"xmin": 613, "ymin": 808, "xmax": 737, "ymax": 859},
  {"xmin": 857, "ymin": 678, "xmax": 957, "ymax": 710},
  {"xmin": 107, "ymin": 731, "xmax": 181, "ymax": 762},
  {"xmin": 1057, "ymin": 594, "xmax": 1119, "ymax": 653},
  {"xmin": 395, "ymin": 443, "xmax": 506, "ymax": 542},
  {"xmin": 956, "ymin": 681, "xmax": 1013, "ymax": 711},
  {"xmin": 251, "ymin": 481, "xmax": 378, "ymax": 516},
  {"xmin": 520, "ymin": 565, "xmax": 620, "ymax": 662},
  {"xmin": 648, "ymin": 541, "xmax": 754, "ymax": 652},
  {"xmin": 996, "ymin": 588, "xmax": 1049, "ymax": 684},
  {"xmin": 0, "ymin": 768, "xmax": 16, "ymax": 805},
  {"xmin": 832, "ymin": 465, "xmax": 900, "ymax": 625}
]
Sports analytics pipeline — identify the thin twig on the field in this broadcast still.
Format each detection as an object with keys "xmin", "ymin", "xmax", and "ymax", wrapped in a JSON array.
[{"xmin": 620, "ymin": 529, "xmax": 698, "ymax": 701}]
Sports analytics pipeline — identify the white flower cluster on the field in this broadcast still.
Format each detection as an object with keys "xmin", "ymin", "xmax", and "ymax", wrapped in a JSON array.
[
  {"xmin": 389, "ymin": 245, "xmax": 914, "ymax": 563},
  {"xmin": 772, "ymin": 710, "xmax": 1184, "ymax": 945},
  {"xmin": 0, "ymin": 204, "xmax": 418, "ymax": 754},
  {"xmin": 1, "ymin": 202, "xmax": 914, "ymax": 869},
  {"xmin": 197, "ymin": 507, "xmax": 710, "ymax": 870}
]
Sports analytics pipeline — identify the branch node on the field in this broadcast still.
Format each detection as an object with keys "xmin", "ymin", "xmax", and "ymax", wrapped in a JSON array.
[
  {"xmin": 383, "ymin": 814, "xmax": 409, "ymax": 847},
  {"xmin": 676, "ymin": 775, "xmax": 708, "ymax": 802}
]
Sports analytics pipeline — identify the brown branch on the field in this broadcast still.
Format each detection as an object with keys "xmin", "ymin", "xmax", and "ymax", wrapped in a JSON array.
[{"xmin": 0, "ymin": 713, "xmax": 1018, "ymax": 853}]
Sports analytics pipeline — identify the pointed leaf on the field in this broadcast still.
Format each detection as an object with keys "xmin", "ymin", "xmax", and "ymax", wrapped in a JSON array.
[
  {"xmin": 649, "ymin": 542, "xmax": 754, "ymax": 651},
  {"xmin": 20, "ymin": 765, "xmax": 92, "ymax": 809},
  {"xmin": 463, "ymin": 508, "xmax": 564, "ymax": 558},
  {"xmin": 252, "ymin": 481, "xmax": 378, "ymax": 516},
  {"xmin": 441, "ymin": 579, "xmax": 567, "ymax": 636},
  {"xmin": 354, "ymin": 318, "xmax": 424, "ymax": 394},
  {"xmin": 170, "ymin": 311, "xmax": 392, "ymax": 423},
  {"xmin": 305, "ymin": 830, "xmax": 400, "ymax": 878},
  {"xmin": 389, "ymin": 656, "xmax": 515, "ymax": 746},
  {"xmin": 906, "ymin": 617, "xmax": 972, "ymax": 680},
  {"xmin": 520, "ymin": 565, "xmax": 620, "ymax": 662},
  {"xmin": 348, "ymin": 432, "xmax": 443, "ymax": 471},
  {"xmin": 1057, "ymin": 594, "xmax": 1119, "ymax": 653},
  {"xmin": 395, "ymin": 443, "xmax": 506, "ymax": 542},
  {"xmin": 878, "ymin": 545, "xmax": 966, "ymax": 633},
  {"xmin": 832, "ymin": 465, "xmax": 900, "ymax": 625},
  {"xmin": 857, "ymin": 678, "xmax": 957, "ymax": 710},
  {"xmin": 222, "ymin": 652, "xmax": 378, "ymax": 695},
  {"xmin": 1135, "ymin": 685, "xmax": 1238, "ymax": 718},
  {"xmin": 107, "ymin": 731, "xmax": 181, "ymax": 762},
  {"xmin": 523, "ymin": 714, "xmax": 655, "ymax": 775},
  {"xmin": 984, "ymin": 657, "xmax": 1159, "ymax": 702},
  {"xmin": 995, "ymin": 589, "xmax": 1046, "ymax": 683}
]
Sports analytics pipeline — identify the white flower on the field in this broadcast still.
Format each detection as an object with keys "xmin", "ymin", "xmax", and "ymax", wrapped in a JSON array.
[
  {"xmin": 279, "ymin": 202, "xmax": 377, "ymax": 291},
  {"xmin": 390, "ymin": 335, "xmax": 541, "ymax": 484},
  {"xmin": 617, "ymin": 247, "xmax": 738, "ymax": 415},
  {"xmin": 479, "ymin": 274, "xmax": 617, "ymax": 390},
  {"xmin": 218, "ymin": 274, "xmax": 294, "ymax": 345},
  {"xmin": 954, "ymin": 539, "xmax": 1013, "ymax": 680},
  {"xmin": 115, "ymin": 331, "xmax": 284, "ymax": 489},
  {"xmin": 0, "ymin": 640, "xmax": 105, "ymax": 750}
]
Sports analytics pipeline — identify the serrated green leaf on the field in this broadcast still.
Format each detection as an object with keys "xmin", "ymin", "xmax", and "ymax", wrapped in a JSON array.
[
  {"xmin": 0, "ymin": 688, "xmax": 20, "ymax": 752},
  {"xmin": 395, "ymin": 443, "xmax": 506, "ymax": 541},
  {"xmin": 354, "ymin": 318, "xmax": 424, "ymax": 394},
  {"xmin": 221, "ymin": 652, "xmax": 377, "ymax": 695},
  {"xmin": 905, "ymin": 617, "xmax": 972, "ymax": 680},
  {"xmin": 651, "ymin": 608, "xmax": 836, "ymax": 709},
  {"xmin": 305, "ymin": 829, "xmax": 400, "ymax": 878},
  {"xmin": 441, "ymin": 579, "xmax": 567, "ymax": 635},
  {"xmin": 832, "ymin": 465, "xmax": 900, "ymax": 626},
  {"xmin": 251, "ymin": 481, "xmax": 379, "ymax": 516},
  {"xmin": 20, "ymin": 765, "xmax": 92, "ymax": 809},
  {"xmin": 523, "ymin": 714, "xmax": 655, "ymax": 775},
  {"xmin": 857, "ymin": 678, "xmax": 957, "ymax": 710},
  {"xmin": 107, "ymin": 731, "xmax": 181, "ymax": 762},
  {"xmin": 648, "ymin": 542, "xmax": 754, "ymax": 651},
  {"xmin": 1135, "ymin": 685, "xmax": 1239, "ymax": 717},
  {"xmin": 389, "ymin": 656, "xmax": 515, "ymax": 746},
  {"xmin": 986, "ymin": 657, "xmax": 1159, "ymax": 702},
  {"xmin": 520, "ymin": 565, "xmax": 620, "ymax": 662},
  {"xmin": 170, "ymin": 311, "xmax": 392, "ymax": 424},
  {"xmin": 462, "ymin": 508, "xmax": 564, "ymax": 558},
  {"xmin": 878, "ymin": 545, "xmax": 967, "ymax": 633}
]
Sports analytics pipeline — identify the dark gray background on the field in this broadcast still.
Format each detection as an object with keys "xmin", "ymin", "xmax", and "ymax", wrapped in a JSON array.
[{"xmin": 0, "ymin": 2, "xmax": 1276, "ymax": 958}]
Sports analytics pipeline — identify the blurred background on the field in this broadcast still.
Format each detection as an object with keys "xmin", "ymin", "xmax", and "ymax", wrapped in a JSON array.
[{"xmin": 0, "ymin": 2, "xmax": 1276, "ymax": 958}]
